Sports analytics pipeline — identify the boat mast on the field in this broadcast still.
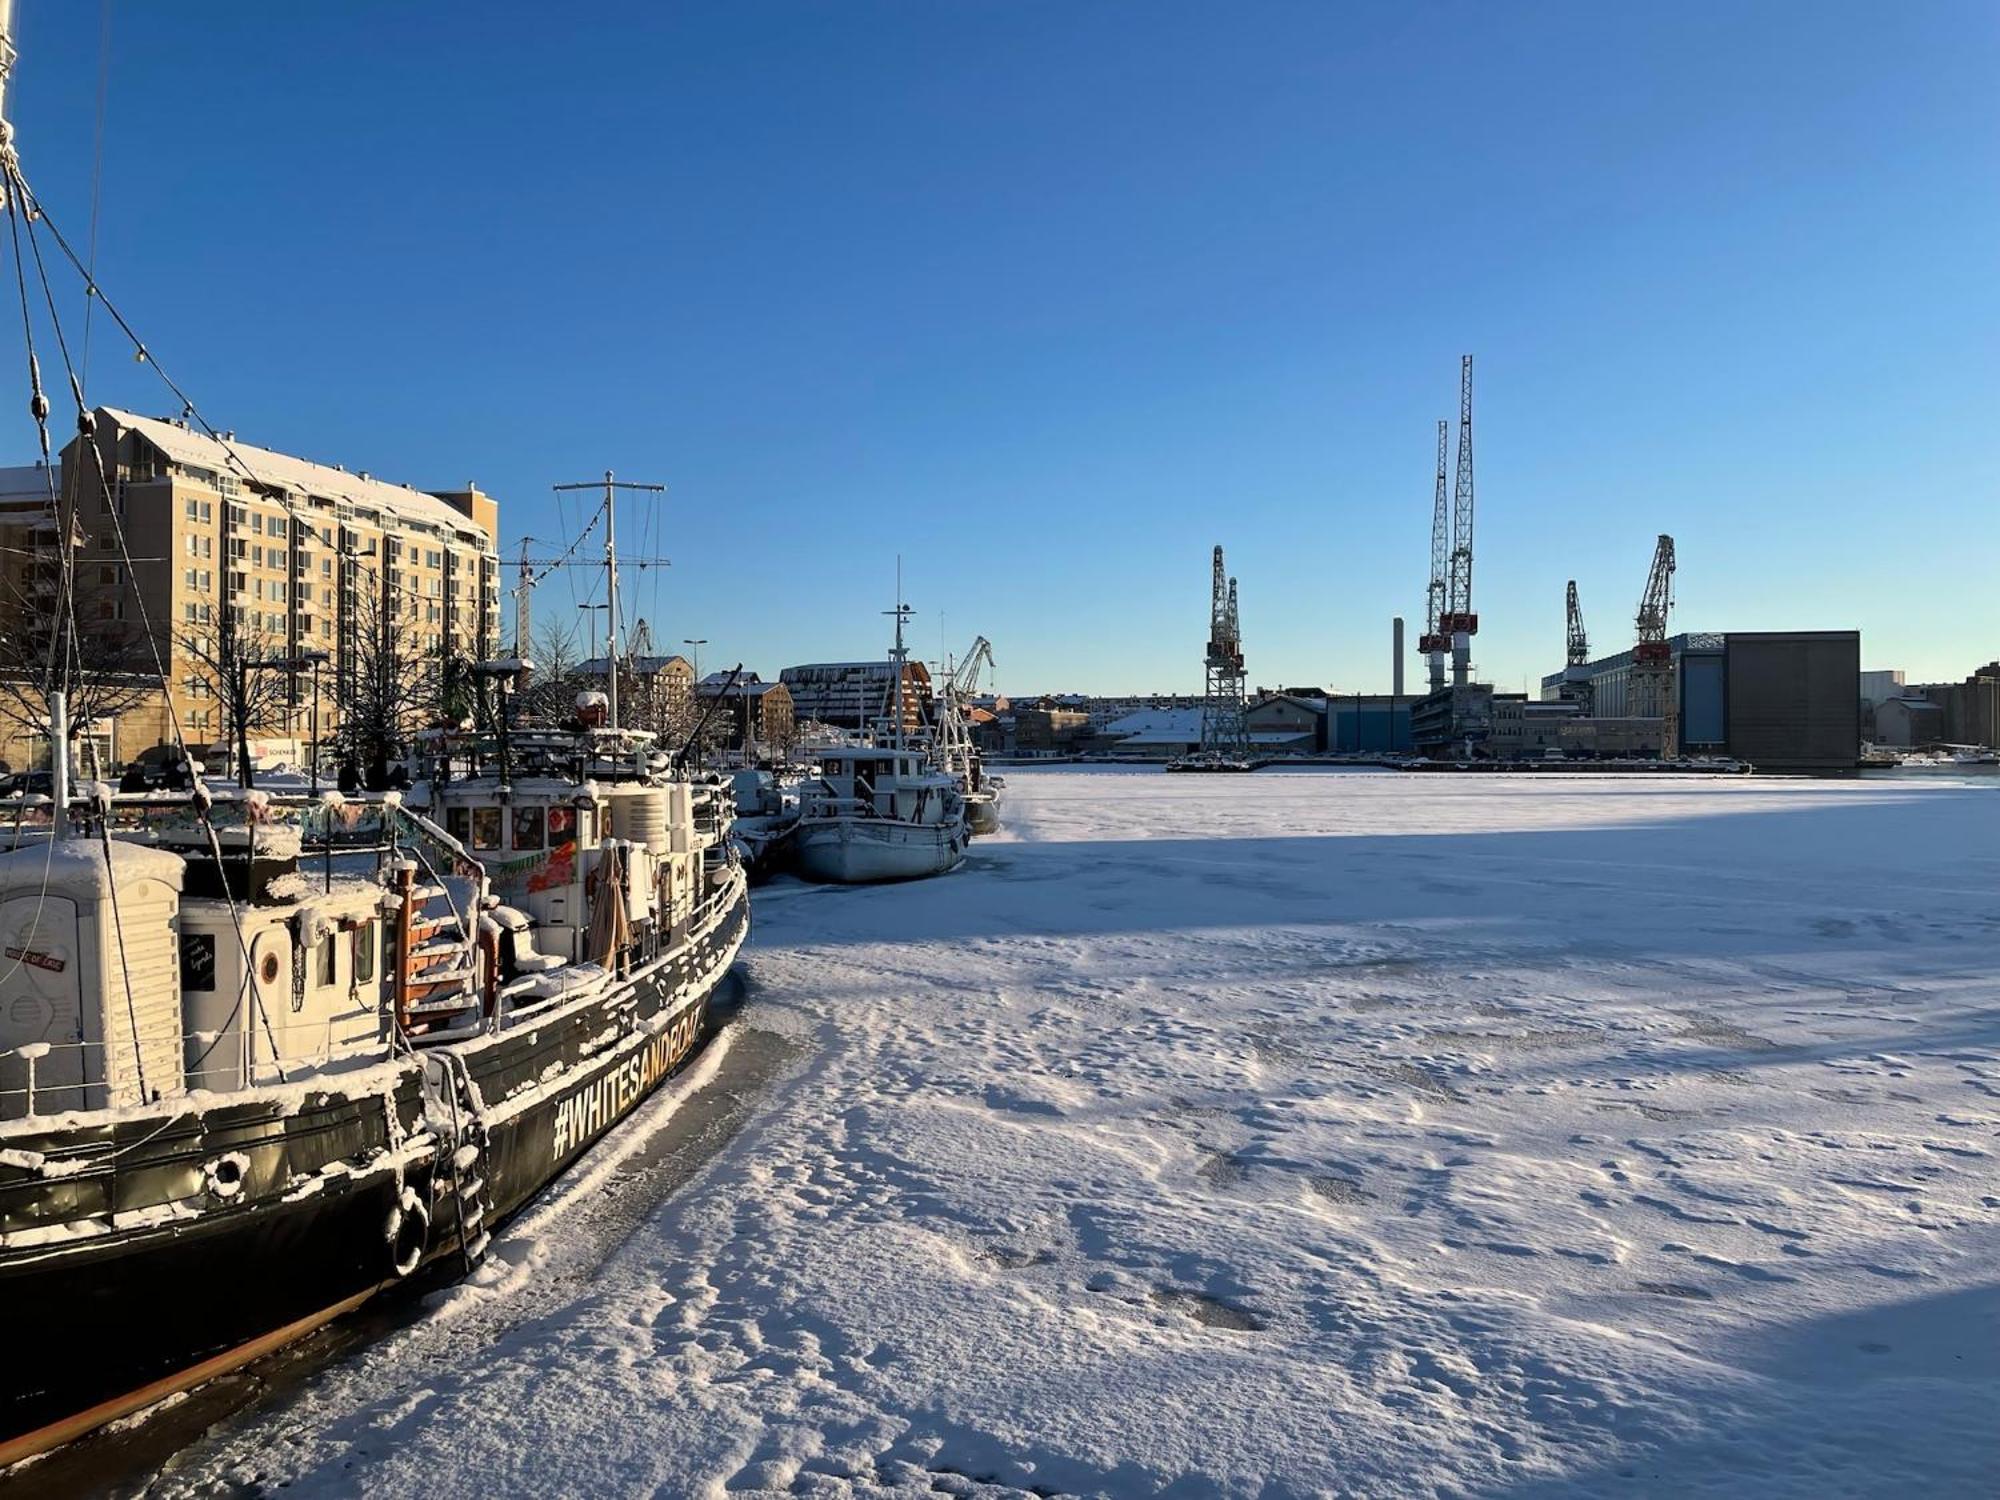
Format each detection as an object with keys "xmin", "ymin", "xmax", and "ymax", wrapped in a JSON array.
[
  {"xmin": 0, "ymin": 0, "xmax": 63, "ymax": 833},
  {"xmin": 0, "ymin": 3, "xmax": 16, "ymax": 140},
  {"xmin": 884, "ymin": 570, "xmax": 913, "ymax": 754},
  {"xmin": 604, "ymin": 471, "xmax": 618, "ymax": 730},
  {"xmin": 551, "ymin": 470, "xmax": 665, "ymax": 733}
]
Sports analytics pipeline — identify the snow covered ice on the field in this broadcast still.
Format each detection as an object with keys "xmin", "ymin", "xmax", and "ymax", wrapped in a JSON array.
[{"xmin": 156, "ymin": 768, "xmax": 2000, "ymax": 1498}]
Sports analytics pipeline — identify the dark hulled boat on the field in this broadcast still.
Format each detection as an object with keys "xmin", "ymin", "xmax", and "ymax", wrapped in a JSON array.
[{"xmin": 0, "ymin": 724, "xmax": 748, "ymax": 1462}]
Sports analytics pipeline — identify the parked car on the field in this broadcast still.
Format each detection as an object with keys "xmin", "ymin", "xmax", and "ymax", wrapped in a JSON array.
[{"xmin": 0, "ymin": 770, "xmax": 55, "ymax": 799}]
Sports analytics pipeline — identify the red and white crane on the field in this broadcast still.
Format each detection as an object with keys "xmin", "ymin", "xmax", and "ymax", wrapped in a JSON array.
[
  {"xmin": 1631, "ymin": 534, "xmax": 1677, "ymax": 745},
  {"xmin": 1441, "ymin": 355, "xmax": 1478, "ymax": 689},
  {"xmin": 1418, "ymin": 420, "xmax": 1450, "ymax": 692}
]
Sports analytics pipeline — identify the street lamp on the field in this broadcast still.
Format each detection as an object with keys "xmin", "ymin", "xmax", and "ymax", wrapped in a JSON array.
[
  {"xmin": 293, "ymin": 650, "xmax": 330, "ymax": 794},
  {"xmin": 683, "ymin": 638, "xmax": 707, "ymax": 683}
]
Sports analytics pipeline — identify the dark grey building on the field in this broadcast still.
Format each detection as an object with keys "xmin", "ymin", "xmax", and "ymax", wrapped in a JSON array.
[{"xmin": 1722, "ymin": 631, "xmax": 1861, "ymax": 771}]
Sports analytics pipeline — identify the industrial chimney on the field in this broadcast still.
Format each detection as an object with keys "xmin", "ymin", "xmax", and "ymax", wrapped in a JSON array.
[{"xmin": 1392, "ymin": 617, "xmax": 1405, "ymax": 697}]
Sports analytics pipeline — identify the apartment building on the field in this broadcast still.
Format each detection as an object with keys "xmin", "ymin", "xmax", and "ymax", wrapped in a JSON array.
[{"xmin": 0, "ymin": 410, "xmax": 500, "ymax": 766}]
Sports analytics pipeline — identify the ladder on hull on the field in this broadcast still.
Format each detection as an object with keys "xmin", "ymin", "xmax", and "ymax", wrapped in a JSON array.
[{"xmin": 429, "ymin": 1049, "xmax": 494, "ymax": 1271}]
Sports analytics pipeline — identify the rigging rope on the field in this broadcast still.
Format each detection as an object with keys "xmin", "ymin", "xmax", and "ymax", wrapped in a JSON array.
[{"xmin": 0, "ymin": 153, "xmax": 283, "ymax": 1067}]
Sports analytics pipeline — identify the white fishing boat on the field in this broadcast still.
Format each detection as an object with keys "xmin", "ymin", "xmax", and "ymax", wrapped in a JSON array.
[
  {"xmin": 933, "ymin": 635, "xmax": 1003, "ymax": 836},
  {"xmin": 794, "ymin": 602, "xmax": 967, "ymax": 883}
]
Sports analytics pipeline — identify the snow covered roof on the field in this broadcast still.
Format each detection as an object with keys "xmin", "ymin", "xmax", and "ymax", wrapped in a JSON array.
[
  {"xmin": 102, "ymin": 408, "xmax": 486, "ymax": 542},
  {"xmin": 0, "ymin": 837, "xmax": 185, "ymax": 901},
  {"xmin": 578, "ymin": 655, "xmax": 693, "ymax": 677},
  {"xmin": 1103, "ymin": 707, "xmax": 1203, "ymax": 745},
  {"xmin": 0, "ymin": 462, "xmax": 56, "ymax": 507},
  {"xmin": 699, "ymin": 674, "xmax": 782, "ymax": 698}
]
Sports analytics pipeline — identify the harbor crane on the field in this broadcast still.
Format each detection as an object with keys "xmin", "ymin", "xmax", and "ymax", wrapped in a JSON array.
[
  {"xmin": 1441, "ymin": 355, "xmax": 1479, "ymax": 690},
  {"xmin": 1418, "ymin": 419, "xmax": 1450, "ymax": 692},
  {"xmin": 944, "ymin": 635, "xmax": 995, "ymax": 700},
  {"xmin": 1631, "ymin": 534, "xmax": 1678, "ymax": 750},
  {"xmin": 1559, "ymin": 580, "xmax": 1594, "ymax": 712},
  {"xmin": 1200, "ymin": 545, "xmax": 1250, "ymax": 758}
]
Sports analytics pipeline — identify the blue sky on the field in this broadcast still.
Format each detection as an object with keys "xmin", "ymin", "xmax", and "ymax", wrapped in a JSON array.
[{"xmin": 6, "ymin": 2, "xmax": 1995, "ymax": 695}]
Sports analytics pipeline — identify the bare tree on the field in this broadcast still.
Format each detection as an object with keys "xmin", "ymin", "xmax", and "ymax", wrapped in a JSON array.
[
  {"xmin": 0, "ymin": 562, "xmax": 161, "ymax": 774},
  {"xmin": 518, "ymin": 619, "xmax": 588, "ymax": 725},
  {"xmin": 176, "ymin": 606, "xmax": 293, "ymax": 788},
  {"xmin": 337, "ymin": 581, "xmax": 439, "ymax": 790}
]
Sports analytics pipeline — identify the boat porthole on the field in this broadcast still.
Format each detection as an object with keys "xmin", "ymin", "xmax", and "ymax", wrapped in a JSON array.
[
  {"xmin": 203, "ymin": 1152, "xmax": 249, "ymax": 1202},
  {"xmin": 260, "ymin": 952, "xmax": 280, "ymax": 985},
  {"xmin": 388, "ymin": 1186, "xmax": 429, "ymax": 1277}
]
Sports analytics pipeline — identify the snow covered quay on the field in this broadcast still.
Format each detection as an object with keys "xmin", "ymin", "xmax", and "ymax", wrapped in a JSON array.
[{"xmin": 168, "ymin": 768, "xmax": 1999, "ymax": 1497}]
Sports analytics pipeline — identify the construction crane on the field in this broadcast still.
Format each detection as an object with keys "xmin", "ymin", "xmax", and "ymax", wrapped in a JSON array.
[
  {"xmin": 1442, "ymin": 354, "xmax": 1478, "ymax": 689},
  {"xmin": 1200, "ymin": 545, "xmax": 1250, "ymax": 758},
  {"xmin": 1418, "ymin": 419, "xmax": 1450, "ymax": 692},
  {"xmin": 1559, "ymin": 579, "xmax": 1594, "ymax": 712},
  {"xmin": 1566, "ymin": 579, "xmax": 1589, "ymax": 666},
  {"xmin": 1631, "ymin": 534, "xmax": 1677, "ymax": 750}
]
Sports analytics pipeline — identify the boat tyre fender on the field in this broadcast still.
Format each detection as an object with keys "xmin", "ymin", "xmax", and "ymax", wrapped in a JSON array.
[{"xmin": 387, "ymin": 1185, "xmax": 429, "ymax": 1277}]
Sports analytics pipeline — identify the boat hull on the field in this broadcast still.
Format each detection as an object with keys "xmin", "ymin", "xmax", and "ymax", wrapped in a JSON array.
[
  {"xmin": 794, "ymin": 817, "xmax": 965, "ymax": 883},
  {"xmin": 964, "ymin": 790, "xmax": 1002, "ymax": 837},
  {"xmin": 0, "ymin": 876, "xmax": 749, "ymax": 1463}
]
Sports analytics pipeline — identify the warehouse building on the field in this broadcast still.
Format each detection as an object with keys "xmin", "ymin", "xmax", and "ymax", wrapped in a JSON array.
[
  {"xmin": 1326, "ymin": 694, "xmax": 1415, "ymax": 753},
  {"xmin": 1544, "ymin": 629, "xmax": 1860, "ymax": 770}
]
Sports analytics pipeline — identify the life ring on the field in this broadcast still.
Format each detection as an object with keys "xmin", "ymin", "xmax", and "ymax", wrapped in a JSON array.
[{"xmin": 387, "ymin": 1184, "xmax": 429, "ymax": 1277}]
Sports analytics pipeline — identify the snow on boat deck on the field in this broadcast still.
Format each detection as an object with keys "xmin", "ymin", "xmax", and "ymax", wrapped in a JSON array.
[{"xmin": 162, "ymin": 768, "xmax": 2000, "ymax": 1497}]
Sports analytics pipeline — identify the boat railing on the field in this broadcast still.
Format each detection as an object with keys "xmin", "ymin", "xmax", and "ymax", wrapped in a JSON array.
[{"xmin": 0, "ymin": 1012, "xmax": 390, "ymax": 1123}]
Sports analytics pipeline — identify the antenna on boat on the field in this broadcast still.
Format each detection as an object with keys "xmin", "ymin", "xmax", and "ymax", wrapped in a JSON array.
[
  {"xmin": 552, "ymin": 471, "xmax": 665, "ymax": 731},
  {"xmin": 883, "ymin": 559, "xmax": 914, "ymax": 752}
]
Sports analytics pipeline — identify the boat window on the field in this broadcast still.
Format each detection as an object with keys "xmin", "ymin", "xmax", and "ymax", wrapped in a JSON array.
[
  {"xmin": 354, "ymin": 921, "xmax": 375, "ymax": 983},
  {"xmin": 513, "ymin": 806, "xmax": 545, "ymax": 850},
  {"xmin": 548, "ymin": 805, "xmax": 576, "ymax": 848},
  {"xmin": 318, "ymin": 931, "xmax": 337, "ymax": 987},
  {"xmin": 445, "ymin": 806, "xmax": 470, "ymax": 843},
  {"xmin": 472, "ymin": 806, "xmax": 503, "ymax": 851}
]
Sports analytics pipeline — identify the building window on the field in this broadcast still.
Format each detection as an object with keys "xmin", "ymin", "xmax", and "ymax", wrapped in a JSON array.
[
  {"xmin": 228, "ymin": 504, "xmax": 246, "ymax": 527},
  {"xmin": 184, "ymin": 498, "xmax": 199, "ymax": 521},
  {"xmin": 250, "ymin": 514, "xmax": 264, "ymax": 535},
  {"xmin": 317, "ymin": 931, "xmax": 337, "ymax": 987},
  {"xmin": 354, "ymin": 922, "xmax": 375, "ymax": 984}
]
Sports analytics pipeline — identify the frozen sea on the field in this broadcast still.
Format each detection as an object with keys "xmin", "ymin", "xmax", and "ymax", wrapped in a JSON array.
[{"xmin": 153, "ymin": 767, "xmax": 2000, "ymax": 1498}]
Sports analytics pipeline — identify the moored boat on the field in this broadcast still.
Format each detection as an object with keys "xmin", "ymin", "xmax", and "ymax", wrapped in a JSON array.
[
  {"xmin": 931, "ymin": 635, "xmax": 1004, "ymax": 837},
  {"xmin": 794, "ymin": 746, "xmax": 966, "ymax": 882},
  {"xmin": 794, "ymin": 601, "xmax": 967, "ymax": 883},
  {"xmin": 0, "ymin": 715, "xmax": 748, "ymax": 1463}
]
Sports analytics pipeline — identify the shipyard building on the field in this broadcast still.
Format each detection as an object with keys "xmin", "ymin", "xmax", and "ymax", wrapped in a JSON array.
[{"xmin": 1540, "ymin": 629, "xmax": 1861, "ymax": 771}]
